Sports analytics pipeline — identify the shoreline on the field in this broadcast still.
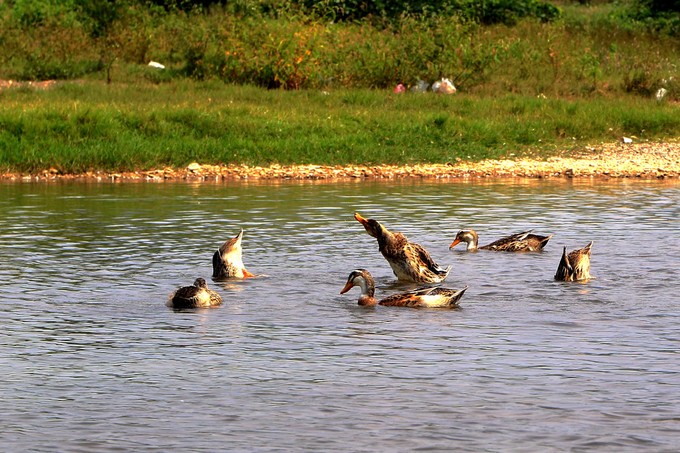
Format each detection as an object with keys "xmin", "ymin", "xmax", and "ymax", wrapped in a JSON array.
[{"xmin": 3, "ymin": 141, "xmax": 679, "ymax": 182}]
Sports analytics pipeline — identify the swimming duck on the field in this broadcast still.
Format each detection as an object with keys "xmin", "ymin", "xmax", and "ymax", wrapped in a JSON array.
[
  {"xmin": 449, "ymin": 229, "xmax": 553, "ymax": 252},
  {"xmin": 212, "ymin": 228, "xmax": 255, "ymax": 280},
  {"xmin": 554, "ymin": 241, "xmax": 594, "ymax": 281},
  {"xmin": 340, "ymin": 269, "xmax": 467, "ymax": 308},
  {"xmin": 354, "ymin": 213, "xmax": 450, "ymax": 283},
  {"xmin": 167, "ymin": 278, "xmax": 223, "ymax": 309}
]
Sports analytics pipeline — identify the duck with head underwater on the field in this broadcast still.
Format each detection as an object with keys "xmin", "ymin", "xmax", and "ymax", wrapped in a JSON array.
[
  {"xmin": 340, "ymin": 269, "xmax": 467, "ymax": 308},
  {"xmin": 353, "ymin": 213, "xmax": 450, "ymax": 283},
  {"xmin": 212, "ymin": 228, "xmax": 256, "ymax": 280},
  {"xmin": 449, "ymin": 229, "xmax": 553, "ymax": 252},
  {"xmin": 555, "ymin": 241, "xmax": 594, "ymax": 282}
]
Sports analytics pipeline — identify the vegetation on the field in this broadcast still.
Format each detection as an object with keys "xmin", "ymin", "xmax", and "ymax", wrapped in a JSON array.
[
  {"xmin": 0, "ymin": 1, "xmax": 678, "ymax": 174},
  {"xmin": 1, "ymin": 82, "xmax": 679, "ymax": 174},
  {"xmin": 0, "ymin": 1, "xmax": 677, "ymax": 96}
]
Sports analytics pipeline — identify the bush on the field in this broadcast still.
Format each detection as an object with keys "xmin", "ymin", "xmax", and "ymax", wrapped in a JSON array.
[
  {"xmin": 296, "ymin": 0, "xmax": 561, "ymax": 24},
  {"xmin": 625, "ymin": 0, "xmax": 680, "ymax": 34},
  {"xmin": 0, "ymin": 0, "xmax": 677, "ymax": 100},
  {"xmin": 461, "ymin": 0, "xmax": 562, "ymax": 25}
]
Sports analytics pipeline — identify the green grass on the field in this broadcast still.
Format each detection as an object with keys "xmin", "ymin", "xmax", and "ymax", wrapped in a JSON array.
[{"xmin": 1, "ymin": 81, "xmax": 678, "ymax": 174}]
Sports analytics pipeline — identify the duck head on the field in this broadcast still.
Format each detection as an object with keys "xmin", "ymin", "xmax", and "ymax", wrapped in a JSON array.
[
  {"xmin": 340, "ymin": 269, "xmax": 375, "ymax": 296},
  {"xmin": 340, "ymin": 269, "xmax": 378, "ymax": 306},
  {"xmin": 193, "ymin": 278, "xmax": 208, "ymax": 289},
  {"xmin": 354, "ymin": 213, "xmax": 387, "ymax": 239},
  {"xmin": 449, "ymin": 229, "xmax": 479, "ymax": 251}
]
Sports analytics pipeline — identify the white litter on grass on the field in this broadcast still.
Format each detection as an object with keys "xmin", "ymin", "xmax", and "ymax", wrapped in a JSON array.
[
  {"xmin": 148, "ymin": 61, "xmax": 165, "ymax": 69},
  {"xmin": 410, "ymin": 80, "xmax": 429, "ymax": 93},
  {"xmin": 655, "ymin": 87, "xmax": 668, "ymax": 101}
]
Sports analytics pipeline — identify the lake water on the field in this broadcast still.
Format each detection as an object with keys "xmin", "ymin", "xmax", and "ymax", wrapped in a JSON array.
[{"xmin": 1, "ymin": 178, "xmax": 679, "ymax": 452}]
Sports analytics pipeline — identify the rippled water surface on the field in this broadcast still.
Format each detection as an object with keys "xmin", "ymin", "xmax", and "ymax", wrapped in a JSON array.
[{"xmin": 1, "ymin": 179, "xmax": 679, "ymax": 452}]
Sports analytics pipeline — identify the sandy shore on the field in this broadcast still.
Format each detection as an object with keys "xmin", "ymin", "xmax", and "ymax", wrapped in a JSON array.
[{"xmin": 3, "ymin": 141, "xmax": 679, "ymax": 182}]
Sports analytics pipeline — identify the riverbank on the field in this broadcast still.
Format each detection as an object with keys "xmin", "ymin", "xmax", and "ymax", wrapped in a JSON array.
[
  {"xmin": 3, "ymin": 80, "xmax": 680, "ymax": 178},
  {"xmin": 2, "ymin": 141, "xmax": 678, "ymax": 182}
]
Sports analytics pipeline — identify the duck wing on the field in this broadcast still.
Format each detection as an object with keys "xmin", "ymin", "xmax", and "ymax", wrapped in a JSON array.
[
  {"xmin": 426, "ymin": 286, "xmax": 468, "ymax": 307},
  {"xmin": 379, "ymin": 285, "xmax": 467, "ymax": 308},
  {"xmin": 408, "ymin": 242, "xmax": 450, "ymax": 276},
  {"xmin": 479, "ymin": 230, "xmax": 531, "ymax": 251},
  {"xmin": 480, "ymin": 230, "xmax": 552, "ymax": 252},
  {"xmin": 173, "ymin": 285, "xmax": 200, "ymax": 301},
  {"xmin": 378, "ymin": 291, "xmax": 423, "ymax": 307},
  {"xmin": 170, "ymin": 285, "xmax": 204, "ymax": 308}
]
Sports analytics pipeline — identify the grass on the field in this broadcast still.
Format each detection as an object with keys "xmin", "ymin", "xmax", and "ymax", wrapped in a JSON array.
[{"xmin": 1, "ymin": 81, "xmax": 679, "ymax": 174}]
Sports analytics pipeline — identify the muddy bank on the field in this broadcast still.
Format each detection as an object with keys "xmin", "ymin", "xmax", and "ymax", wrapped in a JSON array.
[{"xmin": 3, "ymin": 141, "xmax": 679, "ymax": 182}]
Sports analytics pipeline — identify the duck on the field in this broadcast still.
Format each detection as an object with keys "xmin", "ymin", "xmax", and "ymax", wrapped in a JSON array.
[
  {"xmin": 167, "ymin": 278, "xmax": 223, "ymax": 309},
  {"xmin": 449, "ymin": 229, "xmax": 553, "ymax": 252},
  {"xmin": 340, "ymin": 269, "xmax": 467, "ymax": 308},
  {"xmin": 212, "ymin": 228, "xmax": 255, "ymax": 280},
  {"xmin": 554, "ymin": 241, "xmax": 594, "ymax": 281},
  {"xmin": 354, "ymin": 213, "xmax": 450, "ymax": 283}
]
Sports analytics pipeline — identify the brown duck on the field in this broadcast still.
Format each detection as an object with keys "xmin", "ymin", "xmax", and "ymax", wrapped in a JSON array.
[
  {"xmin": 449, "ymin": 229, "xmax": 553, "ymax": 252},
  {"xmin": 340, "ymin": 269, "xmax": 467, "ymax": 308},
  {"xmin": 354, "ymin": 213, "xmax": 450, "ymax": 283},
  {"xmin": 554, "ymin": 241, "xmax": 594, "ymax": 281},
  {"xmin": 212, "ymin": 228, "xmax": 256, "ymax": 280},
  {"xmin": 167, "ymin": 278, "xmax": 223, "ymax": 309}
]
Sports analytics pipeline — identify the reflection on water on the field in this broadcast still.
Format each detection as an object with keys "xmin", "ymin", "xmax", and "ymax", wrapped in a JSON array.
[{"xmin": 1, "ymin": 179, "xmax": 679, "ymax": 452}]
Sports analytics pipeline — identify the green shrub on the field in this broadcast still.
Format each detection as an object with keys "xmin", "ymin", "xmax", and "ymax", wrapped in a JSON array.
[
  {"xmin": 296, "ymin": 0, "xmax": 561, "ymax": 24},
  {"xmin": 624, "ymin": 0, "xmax": 680, "ymax": 34},
  {"xmin": 0, "ymin": 0, "xmax": 677, "ymax": 99}
]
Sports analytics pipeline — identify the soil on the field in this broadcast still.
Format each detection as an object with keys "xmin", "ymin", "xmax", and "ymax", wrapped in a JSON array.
[{"xmin": 2, "ymin": 141, "xmax": 679, "ymax": 182}]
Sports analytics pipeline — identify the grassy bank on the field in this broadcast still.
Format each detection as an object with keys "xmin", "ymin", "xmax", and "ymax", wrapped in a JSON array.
[{"xmin": 1, "ymin": 81, "xmax": 679, "ymax": 175}]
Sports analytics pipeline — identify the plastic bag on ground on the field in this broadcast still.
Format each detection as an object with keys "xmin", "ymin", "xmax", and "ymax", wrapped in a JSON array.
[
  {"xmin": 410, "ymin": 80, "xmax": 429, "ymax": 93},
  {"xmin": 436, "ymin": 78, "xmax": 456, "ymax": 94}
]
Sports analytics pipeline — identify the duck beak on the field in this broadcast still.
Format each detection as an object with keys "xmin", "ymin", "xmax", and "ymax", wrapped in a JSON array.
[
  {"xmin": 340, "ymin": 281, "xmax": 354, "ymax": 294},
  {"xmin": 354, "ymin": 212, "xmax": 369, "ymax": 226},
  {"xmin": 354, "ymin": 212, "xmax": 379, "ymax": 238},
  {"xmin": 449, "ymin": 238, "xmax": 461, "ymax": 249}
]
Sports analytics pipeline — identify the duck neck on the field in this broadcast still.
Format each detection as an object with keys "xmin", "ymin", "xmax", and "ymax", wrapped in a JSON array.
[
  {"xmin": 376, "ymin": 226, "xmax": 395, "ymax": 247},
  {"xmin": 356, "ymin": 276, "xmax": 376, "ymax": 306},
  {"xmin": 464, "ymin": 232, "xmax": 479, "ymax": 251}
]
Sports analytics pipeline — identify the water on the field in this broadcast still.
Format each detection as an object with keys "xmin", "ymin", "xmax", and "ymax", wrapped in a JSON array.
[{"xmin": 1, "ymin": 179, "xmax": 679, "ymax": 452}]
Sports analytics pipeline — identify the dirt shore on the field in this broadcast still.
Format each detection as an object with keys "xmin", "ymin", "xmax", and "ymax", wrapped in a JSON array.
[{"xmin": 3, "ymin": 141, "xmax": 679, "ymax": 182}]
